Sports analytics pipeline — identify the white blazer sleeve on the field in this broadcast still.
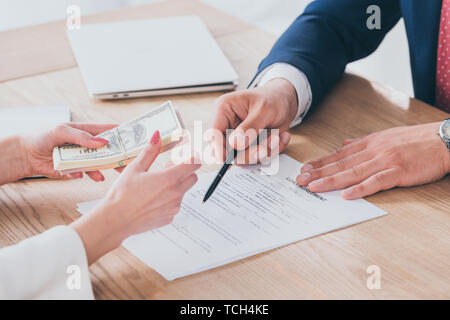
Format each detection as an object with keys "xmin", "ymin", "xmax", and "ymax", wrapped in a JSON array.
[{"xmin": 0, "ymin": 225, "xmax": 94, "ymax": 300}]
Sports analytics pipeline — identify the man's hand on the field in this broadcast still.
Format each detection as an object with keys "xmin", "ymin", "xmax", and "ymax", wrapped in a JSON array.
[
  {"xmin": 210, "ymin": 78, "xmax": 298, "ymax": 163},
  {"xmin": 296, "ymin": 122, "xmax": 450, "ymax": 199},
  {"xmin": 21, "ymin": 123, "xmax": 118, "ymax": 181}
]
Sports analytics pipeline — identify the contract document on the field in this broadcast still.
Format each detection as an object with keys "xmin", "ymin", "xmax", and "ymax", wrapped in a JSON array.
[{"xmin": 77, "ymin": 155, "xmax": 387, "ymax": 280}]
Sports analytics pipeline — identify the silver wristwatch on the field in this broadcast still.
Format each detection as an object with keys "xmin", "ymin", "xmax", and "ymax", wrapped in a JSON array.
[{"xmin": 439, "ymin": 119, "xmax": 450, "ymax": 150}]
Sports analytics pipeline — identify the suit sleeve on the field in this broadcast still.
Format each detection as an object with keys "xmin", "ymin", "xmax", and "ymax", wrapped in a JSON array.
[
  {"xmin": 0, "ymin": 226, "xmax": 94, "ymax": 300},
  {"xmin": 253, "ymin": 0, "xmax": 401, "ymax": 108}
]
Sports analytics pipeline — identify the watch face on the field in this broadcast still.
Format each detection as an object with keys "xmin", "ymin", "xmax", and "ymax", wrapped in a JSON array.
[
  {"xmin": 445, "ymin": 126, "xmax": 450, "ymax": 139},
  {"xmin": 443, "ymin": 120, "xmax": 450, "ymax": 139}
]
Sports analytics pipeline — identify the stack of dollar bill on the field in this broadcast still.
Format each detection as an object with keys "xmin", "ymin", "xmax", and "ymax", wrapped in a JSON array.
[{"xmin": 53, "ymin": 101, "xmax": 183, "ymax": 174}]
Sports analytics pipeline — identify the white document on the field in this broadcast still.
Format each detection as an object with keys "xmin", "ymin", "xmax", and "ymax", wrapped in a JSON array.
[
  {"xmin": 77, "ymin": 155, "xmax": 387, "ymax": 280},
  {"xmin": 0, "ymin": 104, "xmax": 70, "ymax": 138}
]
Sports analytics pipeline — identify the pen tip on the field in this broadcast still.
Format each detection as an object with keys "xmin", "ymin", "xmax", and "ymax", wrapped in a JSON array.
[{"xmin": 201, "ymin": 201, "xmax": 205, "ymax": 204}]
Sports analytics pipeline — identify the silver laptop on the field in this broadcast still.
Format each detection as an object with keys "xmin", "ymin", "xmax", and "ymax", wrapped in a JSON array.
[{"xmin": 67, "ymin": 16, "xmax": 239, "ymax": 99}]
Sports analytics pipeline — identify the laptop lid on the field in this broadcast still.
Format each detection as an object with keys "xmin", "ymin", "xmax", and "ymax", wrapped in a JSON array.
[{"xmin": 67, "ymin": 16, "xmax": 239, "ymax": 97}]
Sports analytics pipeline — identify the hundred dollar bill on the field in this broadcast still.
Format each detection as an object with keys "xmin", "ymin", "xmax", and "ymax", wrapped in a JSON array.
[{"xmin": 53, "ymin": 101, "xmax": 183, "ymax": 173}]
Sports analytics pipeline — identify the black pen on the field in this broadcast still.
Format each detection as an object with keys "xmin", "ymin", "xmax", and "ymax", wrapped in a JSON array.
[{"xmin": 202, "ymin": 148, "xmax": 238, "ymax": 204}]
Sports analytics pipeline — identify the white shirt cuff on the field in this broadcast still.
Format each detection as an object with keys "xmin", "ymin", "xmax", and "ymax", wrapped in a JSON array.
[
  {"xmin": 0, "ymin": 225, "xmax": 94, "ymax": 300},
  {"xmin": 250, "ymin": 63, "xmax": 312, "ymax": 128}
]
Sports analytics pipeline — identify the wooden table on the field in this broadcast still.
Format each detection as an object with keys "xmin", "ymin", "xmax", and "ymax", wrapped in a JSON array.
[{"xmin": 0, "ymin": 0, "xmax": 449, "ymax": 299}]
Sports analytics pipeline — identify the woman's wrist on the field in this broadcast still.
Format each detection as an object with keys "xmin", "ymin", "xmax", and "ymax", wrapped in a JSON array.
[
  {"xmin": 0, "ymin": 135, "xmax": 31, "ymax": 185},
  {"xmin": 71, "ymin": 199, "xmax": 128, "ymax": 265},
  {"xmin": 17, "ymin": 135, "xmax": 32, "ymax": 177}
]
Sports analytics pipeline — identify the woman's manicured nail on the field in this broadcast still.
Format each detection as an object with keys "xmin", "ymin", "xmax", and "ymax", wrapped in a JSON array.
[
  {"xmin": 302, "ymin": 164, "xmax": 313, "ymax": 172},
  {"xmin": 92, "ymin": 137, "xmax": 109, "ymax": 144},
  {"xmin": 308, "ymin": 178, "xmax": 323, "ymax": 190},
  {"xmin": 299, "ymin": 172, "xmax": 311, "ymax": 183},
  {"xmin": 150, "ymin": 130, "xmax": 160, "ymax": 145},
  {"xmin": 281, "ymin": 132, "xmax": 290, "ymax": 145}
]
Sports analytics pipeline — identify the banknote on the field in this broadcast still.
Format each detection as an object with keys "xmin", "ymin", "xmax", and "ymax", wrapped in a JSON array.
[{"xmin": 53, "ymin": 101, "xmax": 183, "ymax": 172}]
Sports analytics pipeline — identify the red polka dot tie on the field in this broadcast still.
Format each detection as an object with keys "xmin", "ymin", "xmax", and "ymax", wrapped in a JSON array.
[{"xmin": 436, "ymin": 0, "xmax": 450, "ymax": 113}]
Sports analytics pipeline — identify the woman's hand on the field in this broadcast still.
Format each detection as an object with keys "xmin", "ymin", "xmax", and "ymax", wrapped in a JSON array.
[
  {"xmin": 296, "ymin": 122, "xmax": 450, "ymax": 199},
  {"xmin": 71, "ymin": 131, "xmax": 201, "ymax": 265},
  {"xmin": 21, "ymin": 123, "xmax": 117, "ymax": 181}
]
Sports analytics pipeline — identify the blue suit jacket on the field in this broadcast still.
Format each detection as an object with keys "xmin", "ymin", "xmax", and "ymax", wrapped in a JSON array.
[{"xmin": 255, "ymin": 0, "xmax": 442, "ymax": 109}]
